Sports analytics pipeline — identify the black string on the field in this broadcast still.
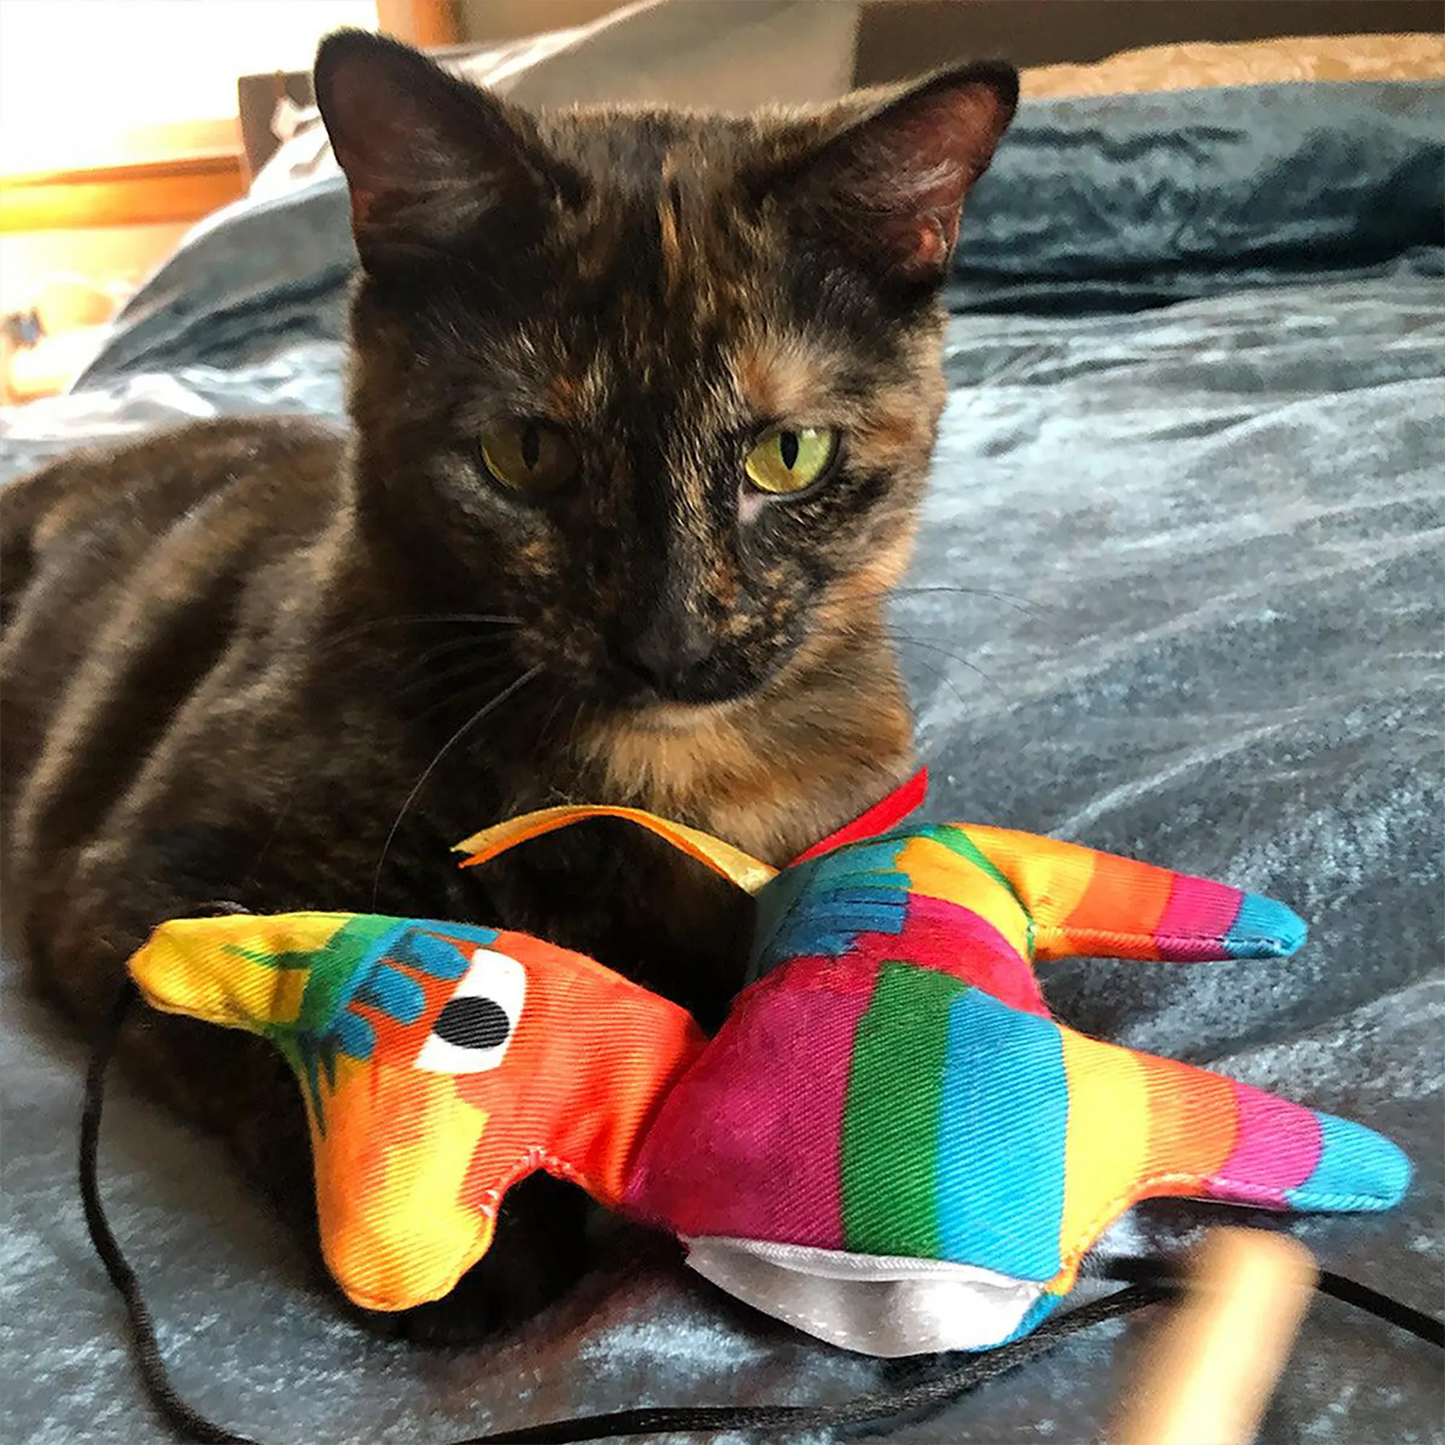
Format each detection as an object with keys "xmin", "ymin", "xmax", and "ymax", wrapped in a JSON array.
[
  {"xmin": 80, "ymin": 977, "xmax": 260, "ymax": 1445},
  {"xmin": 461, "ymin": 1283, "xmax": 1166, "ymax": 1444},
  {"xmin": 80, "ymin": 978, "xmax": 1443, "ymax": 1445},
  {"xmin": 1318, "ymin": 1271, "xmax": 1445, "ymax": 1347}
]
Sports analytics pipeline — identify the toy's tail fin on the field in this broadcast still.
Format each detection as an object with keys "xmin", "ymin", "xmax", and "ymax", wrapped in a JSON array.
[
  {"xmin": 925, "ymin": 983, "xmax": 1411, "ymax": 1293},
  {"xmin": 949, "ymin": 825, "xmax": 1306, "ymax": 964},
  {"xmin": 847, "ymin": 976, "xmax": 1410, "ymax": 1296},
  {"xmin": 1052, "ymin": 1027, "xmax": 1411, "ymax": 1286}
]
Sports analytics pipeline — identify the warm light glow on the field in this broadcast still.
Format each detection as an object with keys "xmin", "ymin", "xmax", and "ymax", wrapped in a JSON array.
[{"xmin": 0, "ymin": 0, "xmax": 377, "ymax": 174}]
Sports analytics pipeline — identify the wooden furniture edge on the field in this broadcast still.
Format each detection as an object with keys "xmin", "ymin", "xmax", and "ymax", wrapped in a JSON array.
[
  {"xmin": 376, "ymin": 0, "xmax": 460, "ymax": 48},
  {"xmin": 0, "ymin": 151, "xmax": 246, "ymax": 233}
]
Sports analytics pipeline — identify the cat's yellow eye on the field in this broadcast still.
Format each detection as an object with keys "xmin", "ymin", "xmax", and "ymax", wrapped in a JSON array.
[
  {"xmin": 743, "ymin": 427, "xmax": 839, "ymax": 496},
  {"xmin": 479, "ymin": 422, "xmax": 578, "ymax": 495}
]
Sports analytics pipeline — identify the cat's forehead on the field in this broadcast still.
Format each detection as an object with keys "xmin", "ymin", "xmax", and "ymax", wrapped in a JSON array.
[
  {"xmin": 431, "ymin": 107, "xmax": 924, "ymax": 433},
  {"xmin": 482, "ymin": 122, "xmax": 900, "ymax": 426},
  {"xmin": 488, "ymin": 301, "xmax": 868, "ymax": 435},
  {"xmin": 534, "ymin": 105, "xmax": 821, "ymax": 194}
]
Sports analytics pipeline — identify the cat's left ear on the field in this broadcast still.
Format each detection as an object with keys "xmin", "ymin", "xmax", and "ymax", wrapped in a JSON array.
[{"xmin": 765, "ymin": 63, "xmax": 1018, "ymax": 285}]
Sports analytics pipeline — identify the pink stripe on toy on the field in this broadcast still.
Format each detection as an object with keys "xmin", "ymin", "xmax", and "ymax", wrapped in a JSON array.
[
  {"xmin": 1209, "ymin": 1085, "xmax": 1323, "ymax": 1207},
  {"xmin": 1152, "ymin": 873, "xmax": 1245, "ymax": 960},
  {"xmin": 850, "ymin": 895, "xmax": 1048, "ymax": 1015},
  {"xmin": 626, "ymin": 960, "xmax": 876, "ymax": 1248}
]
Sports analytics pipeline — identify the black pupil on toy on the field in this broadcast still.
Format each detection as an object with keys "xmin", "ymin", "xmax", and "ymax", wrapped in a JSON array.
[{"xmin": 434, "ymin": 996, "xmax": 510, "ymax": 1050}]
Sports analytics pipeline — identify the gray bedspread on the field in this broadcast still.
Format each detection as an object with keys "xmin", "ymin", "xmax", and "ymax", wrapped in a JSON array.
[{"xmin": 2, "ymin": 81, "xmax": 1441, "ymax": 1444}]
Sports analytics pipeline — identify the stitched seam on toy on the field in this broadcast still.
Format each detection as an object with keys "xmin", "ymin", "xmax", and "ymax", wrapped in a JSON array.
[
  {"xmin": 1040, "ymin": 924, "xmax": 1294, "ymax": 958},
  {"xmin": 474, "ymin": 1146, "xmax": 595, "ymax": 1220},
  {"xmin": 1057, "ymin": 1168, "xmax": 1385, "ymax": 1279}
]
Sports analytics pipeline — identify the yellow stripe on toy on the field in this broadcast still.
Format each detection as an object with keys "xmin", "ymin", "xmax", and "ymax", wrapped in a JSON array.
[
  {"xmin": 894, "ymin": 834, "xmax": 1033, "ymax": 958},
  {"xmin": 129, "ymin": 911, "xmax": 351, "ymax": 1030}
]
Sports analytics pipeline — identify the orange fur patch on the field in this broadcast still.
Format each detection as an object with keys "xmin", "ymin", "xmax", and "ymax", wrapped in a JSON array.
[{"xmin": 734, "ymin": 334, "xmax": 834, "ymax": 420}]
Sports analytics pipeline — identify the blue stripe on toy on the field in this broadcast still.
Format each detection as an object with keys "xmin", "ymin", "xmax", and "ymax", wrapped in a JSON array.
[
  {"xmin": 333, "ymin": 1008, "xmax": 375, "ymax": 1061},
  {"xmin": 751, "ymin": 839, "xmax": 914, "ymax": 973},
  {"xmin": 1286, "ymin": 1111, "xmax": 1412, "ymax": 1211},
  {"xmin": 356, "ymin": 963, "xmax": 426, "ymax": 1023},
  {"xmin": 776, "ymin": 908, "xmax": 905, "ymax": 959},
  {"xmin": 1223, "ymin": 892, "xmax": 1307, "ymax": 958},
  {"xmin": 936, "ymin": 987, "xmax": 1067, "ymax": 1281},
  {"xmin": 393, "ymin": 923, "xmax": 494, "ymax": 978},
  {"xmin": 810, "ymin": 838, "xmax": 911, "ymax": 885}
]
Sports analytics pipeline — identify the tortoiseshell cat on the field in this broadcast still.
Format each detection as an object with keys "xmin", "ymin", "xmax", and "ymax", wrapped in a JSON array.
[{"xmin": 0, "ymin": 32, "xmax": 1016, "ymax": 1337}]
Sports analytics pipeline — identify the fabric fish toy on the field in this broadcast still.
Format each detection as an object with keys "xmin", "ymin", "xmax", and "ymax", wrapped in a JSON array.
[{"xmin": 126, "ymin": 805, "xmax": 1410, "ymax": 1357}]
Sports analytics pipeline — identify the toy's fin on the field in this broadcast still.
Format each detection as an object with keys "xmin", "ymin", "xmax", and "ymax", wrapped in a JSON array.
[
  {"xmin": 945, "ymin": 825, "xmax": 1306, "ymax": 963},
  {"xmin": 454, "ymin": 805, "xmax": 777, "ymax": 893},
  {"xmin": 126, "ymin": 911, "xmax": 379, "ymax": 1034},
  {"xmin": 1051, "ymin": 1024, "xmax": 1411, "ymax": 1287}
]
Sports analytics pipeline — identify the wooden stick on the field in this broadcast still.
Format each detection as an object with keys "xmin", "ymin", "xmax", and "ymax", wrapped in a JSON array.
[{"xmin": 1110, "ymin": 1228, "xmax": 1318, "ymax": 1445}]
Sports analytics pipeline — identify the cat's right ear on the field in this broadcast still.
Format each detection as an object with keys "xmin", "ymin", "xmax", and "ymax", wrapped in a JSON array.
[
  {"xmin": 313, "ymin": 29, "xmax": 583, "ymax": 263},
  {"xmin": 757, "ymin": 62, "xmax": 1019, "ymax": 288}
]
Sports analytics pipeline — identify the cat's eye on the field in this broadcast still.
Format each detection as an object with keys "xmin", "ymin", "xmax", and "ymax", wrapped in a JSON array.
[
  {"xmin": 479, "ymin": 421, "xmax": 578, "ymax": 495},
  {"xmin": 743, "ymin": 426, "xmax": 840, "ymax": 496},
  {"xmin": 414, "ymin": 947, "xmax": 526, "ymax": 1074}
]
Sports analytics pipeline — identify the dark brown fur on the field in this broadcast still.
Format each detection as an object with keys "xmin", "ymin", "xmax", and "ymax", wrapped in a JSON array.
[{"xmin": 0, "ymin": 34, "xmax": 1015, "ymax": 1338}]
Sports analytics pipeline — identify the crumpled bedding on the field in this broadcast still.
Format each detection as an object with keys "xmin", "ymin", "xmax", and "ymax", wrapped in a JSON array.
[
  {"xmin": 1, "ymin": 81, "xmax": 1441, "ymax": 1444},
  {"xmin": 1022, "ymin": 31, "xmax": 1445, "ymax": 99}
]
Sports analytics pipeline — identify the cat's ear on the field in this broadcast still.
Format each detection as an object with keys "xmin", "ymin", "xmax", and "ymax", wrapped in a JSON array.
[
  {"xmin": 766, "ymin": 63, "xmax": 1018, "ymax": 285},
  {"xmin": 313, "ymin": 29, "xmax": 582, "ymax": 260}
]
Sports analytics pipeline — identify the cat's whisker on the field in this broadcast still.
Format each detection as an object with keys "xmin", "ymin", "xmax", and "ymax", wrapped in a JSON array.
[
  {"xmin": 402, "ymin": 633, "xmax": 516, "ymax": 675},
  {"xmin": 897, "ymin": 651, "xmax": 976, "ymax": 718},
  {"xmin": 392, "ymin": 645, "xmax": 516, "ymax": 706},
  {"xmin": 566, "ymin": 696, "xmax": 600, "ymax": 761},
  {"xmin": 336, "ymin": 612, "xmax": 523, "ymax": 640},
  {"xmin": 402, "ymin": 660, "xmax": 524, "ymax": 726},
  {"xmin": 312, "ymin": 613, "xmax": 524, "ymax": 664},
  {"xmin": 889, "ymin": 632, "xmax": 1007, "ymax": 700},
  {"xmin": 830, "ymin": 581, "xmax": 1052, "ymax": 616},
  {"xmin": 371, "ymin": 663, "xmax": 544, "ymax": 907},
  {"xmin": 535, "ymin": 692, "xmax": 569, "ymax": 752},
  {"xmin": 891, "ymin": 584, "xmax": 1053, "ymax": 615}
]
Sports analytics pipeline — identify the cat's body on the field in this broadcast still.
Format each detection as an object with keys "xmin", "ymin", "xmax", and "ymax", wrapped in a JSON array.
[{"xmin": 0, "ymin": 33, "xmax": 1016, "ymax": 1335}]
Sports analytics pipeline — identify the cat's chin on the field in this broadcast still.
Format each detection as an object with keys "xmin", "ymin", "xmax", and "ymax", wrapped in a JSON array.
[{"xmin": 621, "ymin": 697, "xmax": 747, "ymax": 733}]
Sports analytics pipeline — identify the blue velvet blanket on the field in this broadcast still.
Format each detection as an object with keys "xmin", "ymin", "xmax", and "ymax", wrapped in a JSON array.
[{"xmin": 2, "ymin": 81, "xmax": 1441, "ymax": 1444}]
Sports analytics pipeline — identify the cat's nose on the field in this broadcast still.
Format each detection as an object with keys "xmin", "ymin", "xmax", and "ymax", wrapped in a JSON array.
[{"xmin": 615, "ymin": 615, "xmax": 716, "ymax": 697}]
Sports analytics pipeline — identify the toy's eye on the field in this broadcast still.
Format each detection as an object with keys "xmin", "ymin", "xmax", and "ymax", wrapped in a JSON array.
[{"xmin": 414, "ymin": 948, "xmax": 525, "ymax": 1074}]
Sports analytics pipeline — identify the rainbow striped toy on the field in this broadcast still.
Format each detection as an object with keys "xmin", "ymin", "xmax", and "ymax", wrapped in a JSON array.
[{"xmin": 127, "ymin": 803, "xmax": 1410, "ymax": 1357}]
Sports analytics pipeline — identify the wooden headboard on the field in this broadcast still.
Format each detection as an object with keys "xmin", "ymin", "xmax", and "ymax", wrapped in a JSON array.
[{"xmin": 853, "ymin": 0, "xmax": 1443, "ymax": 85}]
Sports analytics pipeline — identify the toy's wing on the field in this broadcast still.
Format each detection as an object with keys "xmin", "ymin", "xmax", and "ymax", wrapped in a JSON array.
[
  {"xmin": 744, "ymin": 825, "xmax": 1306, "ymax": 1026},
  {"xmin": 937, "ymin": 824, "xmax": 1307, "ymax": 963}
]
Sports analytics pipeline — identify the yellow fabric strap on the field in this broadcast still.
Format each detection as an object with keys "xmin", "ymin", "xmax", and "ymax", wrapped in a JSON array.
[{"xmin": 454, "ymin": 806, "xmax": 777, "ymax": 896}]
